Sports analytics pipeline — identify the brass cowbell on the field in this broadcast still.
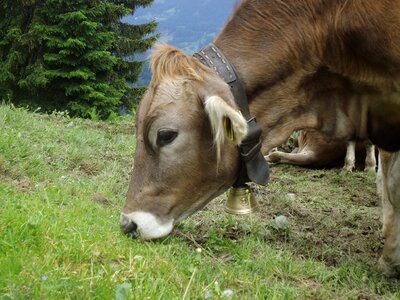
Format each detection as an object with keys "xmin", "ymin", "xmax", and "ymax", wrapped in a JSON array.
[{"xmin": 225, "ymin": 185, "xmax": 259, "ymax": 214}]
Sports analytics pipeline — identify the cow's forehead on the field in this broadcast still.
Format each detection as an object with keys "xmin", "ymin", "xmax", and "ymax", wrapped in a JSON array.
[
  {"xmin": 155, "ymin": 78, "xmax": 193, "ymax": 102},
  {"xmin": 136, "ymin": 78, "xmax": 198, "ymax": 134}
]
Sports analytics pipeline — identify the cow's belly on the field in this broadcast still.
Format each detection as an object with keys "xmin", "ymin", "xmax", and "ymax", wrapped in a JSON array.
[{"xmin": 368, "ymin": 92, "xmax": 400, "ymax": 151}]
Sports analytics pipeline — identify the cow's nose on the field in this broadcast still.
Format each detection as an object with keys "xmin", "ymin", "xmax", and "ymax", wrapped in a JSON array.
[{"xmin": 120, "ymin": 214, "xmax": 138, "ymax": 235}]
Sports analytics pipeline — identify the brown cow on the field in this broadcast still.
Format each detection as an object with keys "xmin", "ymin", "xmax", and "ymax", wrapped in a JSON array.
[
  {"xmin": 121, "ymin": 0, "xmax": 400, "ymax": 275},
  {"xmin": 267, "ymin": 130, "xmax": 377, "ymax": 171}
]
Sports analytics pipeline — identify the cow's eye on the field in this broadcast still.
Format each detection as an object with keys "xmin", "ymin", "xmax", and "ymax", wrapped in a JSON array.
[{"xmin": 157, "ymin": 129, "xmax": 178, "ymax": 147}]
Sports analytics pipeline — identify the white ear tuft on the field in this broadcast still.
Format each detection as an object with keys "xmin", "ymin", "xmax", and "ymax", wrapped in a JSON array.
[{"xmin": 204, "ymin": 95, "xmax": 248, "ymax": 160}]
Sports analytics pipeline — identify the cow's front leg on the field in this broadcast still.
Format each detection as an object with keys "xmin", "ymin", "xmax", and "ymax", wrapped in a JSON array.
[
  {"xmin": 378, "ymin": 150, "xmax": 400, "ymax": 277},
  {"xmin": 343, "ymin": 141, "xmax": 356, "ymax": 171}
]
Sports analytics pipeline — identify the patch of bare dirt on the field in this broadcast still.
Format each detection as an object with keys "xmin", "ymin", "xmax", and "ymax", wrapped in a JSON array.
[
  {"xmin": 90, "ymin": 192, "xmax": 114, "ymax": 207},
  {"xmin": 179, "ymin": 164, "xmax": 384, "ymax": 269}
]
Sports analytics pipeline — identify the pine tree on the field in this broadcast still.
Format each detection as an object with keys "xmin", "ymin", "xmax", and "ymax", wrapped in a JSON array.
[
  {"xmin": 103, "ymin": 0, "xmax": 158, "ymax": 109},
  {"xmin": 0, "ymin": 0, "xmax": 158, "ymax": 119}
]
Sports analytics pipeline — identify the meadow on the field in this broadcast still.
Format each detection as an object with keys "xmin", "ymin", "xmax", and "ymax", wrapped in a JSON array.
[{"xmin": 1, "ymin": 105, "xmax": 399, "ymax": 299}]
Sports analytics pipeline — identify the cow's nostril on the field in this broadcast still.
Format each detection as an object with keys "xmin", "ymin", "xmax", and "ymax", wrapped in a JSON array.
[
  {"xmin": 124, "ymin": 220, "xmax": 138, "ymax": 234},
  {"xmin": 120, "ymin": 214, "xmax": 138, "ymax": 235}
]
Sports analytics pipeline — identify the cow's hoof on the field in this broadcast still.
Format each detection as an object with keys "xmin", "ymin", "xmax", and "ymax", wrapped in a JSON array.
[
  {"xmin": 377, "ymin": 256, "xmax": 400, "ymax": 278},
  {"xmin": 265, "ymin": 153, "xmax": 281, "ymax": 163},
  {"xmin": 364, "ymin": 165, "xmax": 376, "ymax": 173},
  {"xmin": 342, "ymin": 164, "xmax": 354, "ymax": 172}
]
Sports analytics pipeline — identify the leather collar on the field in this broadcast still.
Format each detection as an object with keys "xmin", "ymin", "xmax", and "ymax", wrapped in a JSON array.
[{"xmin": 194, "ymin": 43, "xmax": 269, "ymax": 186}]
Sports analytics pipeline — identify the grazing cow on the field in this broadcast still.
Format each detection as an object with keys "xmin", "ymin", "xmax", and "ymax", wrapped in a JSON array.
[
  {"xmin": 120, "ymin": 0, "xmax": 400, "ymax": 275},
  {"xmin": 267, "ymin": 130, "xmax": 377, "ymax": 171}
]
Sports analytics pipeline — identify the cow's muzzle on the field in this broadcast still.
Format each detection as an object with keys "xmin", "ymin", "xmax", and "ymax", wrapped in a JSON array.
[{"xmin": 119, "ymin": 211, "xmax": 174, "ymax": 240}]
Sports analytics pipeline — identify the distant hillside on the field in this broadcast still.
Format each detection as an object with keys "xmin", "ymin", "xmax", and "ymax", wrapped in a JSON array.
[{"xmin": 124, "ymin": 0, "xmax": 238, "ymax": 85}]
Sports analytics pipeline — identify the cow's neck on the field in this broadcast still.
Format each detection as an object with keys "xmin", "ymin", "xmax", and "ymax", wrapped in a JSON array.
[
  {"xmin": 213, "ymin": 1, "xmax": 333, "ymax": 95},
  {"xmin": 213, "ymin": 0, "xmax": 390, "ymax": 153},
  {"xmin": 214, "ymin": 1, "xmax": 326, "ymax": 152}
]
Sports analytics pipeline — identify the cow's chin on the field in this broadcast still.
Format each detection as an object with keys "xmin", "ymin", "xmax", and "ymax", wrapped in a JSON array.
[{"xmin": 175, "ymin": 186, "xmax": 230, "ymax": 223}]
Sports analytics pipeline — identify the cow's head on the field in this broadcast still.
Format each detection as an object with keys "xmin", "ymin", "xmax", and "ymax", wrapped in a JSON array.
[{"xmin": 120, "ymin": 44, "xmax": 248, "ymax": 239}]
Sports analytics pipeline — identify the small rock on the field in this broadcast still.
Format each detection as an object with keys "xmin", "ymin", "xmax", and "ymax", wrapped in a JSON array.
[
  {"xmin": 275, "ymin": 215, "xmax": 288, "ymax": 229},
  {"xmin": 286, "ymin": 193, "xmax": 296, "ymax": 200},
  {"xmin": 221, "ymin": 288, "xmax": 234, "ymax": 298}
]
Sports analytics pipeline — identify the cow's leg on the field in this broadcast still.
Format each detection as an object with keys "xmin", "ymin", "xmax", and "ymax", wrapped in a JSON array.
[
  {"xmin": 261, "ymin": 127, "xmax": 295, "ymax": 154},
  {"xmin": 364, "ymin": 142, "xmax": 377, "ymax": 172},
  {"xmin": 378, "ymin": 150, "xmax": 400, "ymax": 277},
  {"xmin": 268, "ymin": 147, "xmax": 279, "ymax": 154},
  {"xmin": 343, "ymin": 141, "xmax": 356, "ymax": 171},
  {"xmin": 266, "ymin": 151, "xmax": 316, "ymax": 166},
  {"xmin": 376, "ymin": 151, "xmax": 383, "ymax": 199}
]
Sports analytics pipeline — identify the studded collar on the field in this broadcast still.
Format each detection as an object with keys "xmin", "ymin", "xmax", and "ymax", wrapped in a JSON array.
[{"xmin": 194, "ymin": 43, "xmax": 269, "ymax": 186}]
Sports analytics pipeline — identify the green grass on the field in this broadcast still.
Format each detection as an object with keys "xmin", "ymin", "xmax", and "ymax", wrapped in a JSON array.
[{"xmin": 0, "ymin": 104, "xmax": 399, "ymax": 299}]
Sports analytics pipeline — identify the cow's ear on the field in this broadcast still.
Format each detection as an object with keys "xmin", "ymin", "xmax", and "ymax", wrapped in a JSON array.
[{"xmin": 204, "ymin": 95, "xmax": 248, "ymax": 158}]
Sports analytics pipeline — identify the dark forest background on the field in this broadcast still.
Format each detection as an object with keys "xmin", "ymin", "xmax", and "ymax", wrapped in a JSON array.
[{"xmin": 0, "ymin": 0, "xmax": 236, "ymax": 119}]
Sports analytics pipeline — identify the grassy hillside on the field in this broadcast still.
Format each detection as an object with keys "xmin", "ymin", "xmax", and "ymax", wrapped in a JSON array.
[{"xmin": 0, "ymin": 105, "xmax": 399, "ymax": 299}]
